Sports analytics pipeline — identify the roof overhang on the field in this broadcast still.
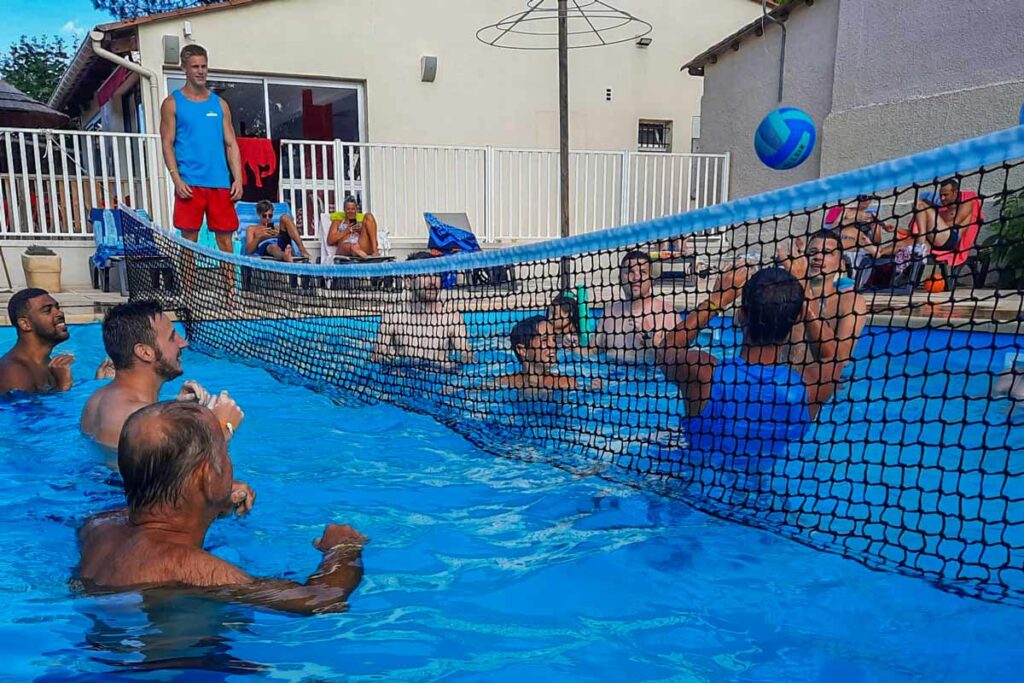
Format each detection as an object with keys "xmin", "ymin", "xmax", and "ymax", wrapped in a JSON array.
[
  {"xmin": 681, "ymin": 0, "xmax": 814, "ymax": 76},
  {"xmin": 47, "ymin": 0, "xmax": 275, "ymax": 116}
]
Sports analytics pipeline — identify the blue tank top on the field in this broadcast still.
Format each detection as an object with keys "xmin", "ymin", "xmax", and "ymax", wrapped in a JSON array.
[
  {"xmin": 685, "ymin": 357, "xmax": 810, "ymax": 458},
  {"xmin": 172, "ymin": 89, "xmax": 230, "ymax": 189}
]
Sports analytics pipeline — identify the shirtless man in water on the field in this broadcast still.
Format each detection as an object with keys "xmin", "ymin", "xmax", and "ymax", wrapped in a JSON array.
[
  {"xmin": 81, "ymin": 300, "xmax": 243, "ymax": 448},
  {"xmin": 0, "ymin": 288, "xmax": 113, "ymax": 394},
  {"xmin": 81, "ymin": 300, "xmax": 253, "ymax": 507},
  {"xmin": 498, "ymin": 315, "xmax": 579, "ymax": 391},
  {"xmin": 372, "ymin": 251, "xmax": 472, "ymax": 369},
  {"xmin": 594, "ymin": 251, "xmax": 679, "ymax": 364},
  {"xmin": 782, "ymin": 231, "xmax": 867, "ymax": 377},
  {"xmin": 77, "ymin": 401, "xmax": 367, "ymax": 615}
]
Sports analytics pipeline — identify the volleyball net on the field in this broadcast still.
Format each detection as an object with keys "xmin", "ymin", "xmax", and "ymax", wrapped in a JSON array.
[{"xmin": 122, "ymin": 125, "xmax": 1024, "ymax": 605}]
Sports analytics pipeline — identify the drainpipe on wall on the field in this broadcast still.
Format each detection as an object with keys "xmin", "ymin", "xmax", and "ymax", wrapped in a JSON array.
[
  {"xmin": 89, "ymin": 30, "xmax": 168, "ymax": 225},
  {"xmin": 90, "ymin": 30, "xmax": 159, "ymax": 134}
]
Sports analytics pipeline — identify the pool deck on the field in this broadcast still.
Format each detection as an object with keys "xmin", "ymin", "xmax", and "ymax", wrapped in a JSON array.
[{"xmin": 0, "ymin": 285, "xmax": 1021, "ymax": 334}]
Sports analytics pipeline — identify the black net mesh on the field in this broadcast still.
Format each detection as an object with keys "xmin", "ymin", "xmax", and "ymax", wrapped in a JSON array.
[{"xmin": 122, "ymin": 150, "xmax": 1024, "ymax": 606}]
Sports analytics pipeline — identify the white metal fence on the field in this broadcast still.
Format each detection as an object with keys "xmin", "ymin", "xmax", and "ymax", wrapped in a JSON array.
[
  {"xmin": 0, "ymin": 127, "xmax": 729, "ymax": 243},
  {"xmin": 0, "ymin": 128, "xmax": 166, "ymax": 238},
  {"xmin": 279, "ymin": 139, "xmax": 729, "ymax": 242}
]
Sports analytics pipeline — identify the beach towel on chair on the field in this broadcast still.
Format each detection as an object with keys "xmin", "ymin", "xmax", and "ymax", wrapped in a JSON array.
[{"xmin": 426, "ymin": 213, "xmax": 481, "ymax": 254}]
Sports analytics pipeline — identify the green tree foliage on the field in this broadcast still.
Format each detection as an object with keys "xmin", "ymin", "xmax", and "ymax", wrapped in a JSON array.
[
  {"xmin": 92, "ymin": 0, "xmax": 218, "ymax": 21},
  {"xmin": 0, "ymin": 35, "xmax": 73, "ymax": 103}
]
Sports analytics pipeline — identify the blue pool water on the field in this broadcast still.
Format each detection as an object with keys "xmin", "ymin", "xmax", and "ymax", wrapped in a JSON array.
[
  {"xmin": 189, "ymin": 311, "xmax": 1024, "ymax": 602},
  {"xmin": 2, "ymin": 323, "xmax": 1023, "ymax": 681}
]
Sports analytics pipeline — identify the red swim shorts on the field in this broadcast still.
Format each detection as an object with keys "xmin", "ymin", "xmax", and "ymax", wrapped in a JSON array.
[{"xmin": 173, "ymin": 187, "xmax": 239, "ymax": 233}]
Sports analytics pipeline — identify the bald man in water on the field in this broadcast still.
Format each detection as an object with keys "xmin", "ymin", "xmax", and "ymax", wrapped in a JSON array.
[{"xmin": 77, "ymin": 401, "xmax": 367, "ymax": 614}]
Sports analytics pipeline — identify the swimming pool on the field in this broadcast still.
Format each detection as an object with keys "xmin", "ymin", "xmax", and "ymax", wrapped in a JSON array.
[
  {"xmin": 185, "ymin": 309, "xmax": 1024, "ymax": 604},
  {"xmin": 1, "ymin": 323, "xmax": 1023, "ymax": 680}
]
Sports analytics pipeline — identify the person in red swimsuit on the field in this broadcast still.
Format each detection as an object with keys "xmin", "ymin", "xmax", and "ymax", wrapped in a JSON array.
[{"xmin": 159, "ymin": 44, "xmax": 243, "ymax": 253}]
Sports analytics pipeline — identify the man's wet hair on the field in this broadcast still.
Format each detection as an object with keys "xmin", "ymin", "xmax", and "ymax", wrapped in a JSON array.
[
  {"xmin": 549, "ymin": 293, "xmax": 581, "ymax": 334},
  {"xmin": 809, "ymin": 229, "xmax": 843, "ymax": 251},
  {"xmin": 741, "ymin": 267, "xmax": 805, "ymax": 346},
  {"xmin": 7, "ymin": 287, "xmax": 49, "ymax": 326},
  {"xmin": 940, "ymin": 178, "xmax": 960, "ymax": 192},
  {"xmin": 406, "ymin": 251, "xmax": 438, "ymax": 261},
  {"xmin": 103, "ymin": 300, "xmax": 164, "ymax": 370},
  {"xmin": 179, "ymin": 44, "xmax": 208, "ymax": 64},
  {"xmin": 510, "ymin": 315, "xmax": 547, "ymax": 363},
  {"xmin": 255, "ymin": 199, "xmax": 274, "ymax": 217},
  {"xmin": 119, "ymin": 401, "xmax": 222, "ymax": 516},
  {"xmin": 620, "ymin": 250, "xmax": 652, "ymax": 270}
]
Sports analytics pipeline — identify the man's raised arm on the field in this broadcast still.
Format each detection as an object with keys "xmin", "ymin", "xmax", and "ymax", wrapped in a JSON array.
[
  {"xmin": 207, "ymin": 524, "xmax": 367, "ymax": 615},
  {"xmin": 657, "ymin": 263, "xmax": 748, "ymax": 355}
]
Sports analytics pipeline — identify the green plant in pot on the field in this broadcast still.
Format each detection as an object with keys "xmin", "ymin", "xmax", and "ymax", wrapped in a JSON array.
[{"xmin": 982, "ymin": 188, "xmax": 1024, "ymax": 290}]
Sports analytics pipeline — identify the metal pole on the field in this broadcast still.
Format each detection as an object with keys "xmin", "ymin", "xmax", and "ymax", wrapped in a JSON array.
[{"xmin": 558, "ymin": 0, "xmax": 572, "ymax": 290}]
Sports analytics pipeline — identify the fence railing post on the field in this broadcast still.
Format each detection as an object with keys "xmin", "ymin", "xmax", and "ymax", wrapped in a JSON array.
[
  {"xmin": 619, "ymin": 150, "xmax": 631, "ymax": 226},
  {"xmin": 484, "ymin": 145, "xmax": 494, "ymax": 243},
  {"xmin": 333, "ymin": 139, "xmax": 345, "ymax": 216},
  {"xmin": 720, "ymin": 152, "xmax": 730, "ymax": 204}
]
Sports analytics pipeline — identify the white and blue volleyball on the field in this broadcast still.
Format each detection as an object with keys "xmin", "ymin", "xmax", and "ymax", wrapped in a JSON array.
[{"xmin": 754, "ymin": 107, "xmax": 816, "ymax": 170}]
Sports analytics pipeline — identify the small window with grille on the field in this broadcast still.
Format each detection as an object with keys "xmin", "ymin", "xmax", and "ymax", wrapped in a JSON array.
[{"xmin": 638, "ymin": 120, "xmax": 672, "ymax": 153}]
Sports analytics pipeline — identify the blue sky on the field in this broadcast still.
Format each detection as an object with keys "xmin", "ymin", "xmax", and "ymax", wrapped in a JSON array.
[{"xmin": 0, "ymin": 0, "xmax": 115, "ymax": 53}]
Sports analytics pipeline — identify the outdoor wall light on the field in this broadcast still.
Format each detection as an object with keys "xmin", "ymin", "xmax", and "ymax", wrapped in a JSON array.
[
  {"xmin": 421, "ymin": 56, "xmax": 438, "ymax": 83},
  {"xmin": 636, "ymin": 37, "xmax": 652, "ymax": 48}
]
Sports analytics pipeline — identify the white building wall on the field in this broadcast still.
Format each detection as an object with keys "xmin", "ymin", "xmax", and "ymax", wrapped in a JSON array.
[{"xmin": 134, "ymin": 0, "xmax": 760, "ymax": 150}]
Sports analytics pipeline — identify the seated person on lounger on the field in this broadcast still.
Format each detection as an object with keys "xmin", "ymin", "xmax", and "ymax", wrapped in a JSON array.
[
  {"xmin": 371, "ymin": 251, "xmax": 472, "ymax": 369},
  {"xmin": 244, "ymin": 200, "xmax": 310, "ymax": 262},
  {"xmin": 656, "ymin": 264, "xmax": 840, "ymax": 456},
  {"xmin": 834, "ymin": 195, "xmax": 886, "ymax": 255},
  {"xmin": 326, "ymin": 196, "xmax": 381, "ymax": 258},
  {"xmin": 911, "ymin": 178, "xmax": 978, "ymax": 253}
]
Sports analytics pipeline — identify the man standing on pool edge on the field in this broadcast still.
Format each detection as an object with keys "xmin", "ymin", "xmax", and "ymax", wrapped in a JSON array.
[{"xmin": 160, "ymin": 44, "xmax": 243, "ymax": 252}]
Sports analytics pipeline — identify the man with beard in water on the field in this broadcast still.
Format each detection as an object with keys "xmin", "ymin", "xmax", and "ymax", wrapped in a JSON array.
[
  {"xmin": 594, "ymin": 251, "xmax": 680, "ymax": 364},
  {"xmin": 371, "ymin": 251, "xmax": 472, "ymax": 370},
  {"xmin": 0, "ymin": 288, "xmax": 114, "ymax": 393},
  {"xmin": 81, "ymin": 300, "xmax": 253, "ymax": 510},
  {"xmin": 77, "ymin": 401, "xmax": 366, "ymax": 614},
  {"xmin": 81, "ymin": 300, "xmax": 245, "ymax": 449}
]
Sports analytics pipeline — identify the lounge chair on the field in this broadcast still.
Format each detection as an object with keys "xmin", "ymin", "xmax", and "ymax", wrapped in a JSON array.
[
  {"xmin": 316, "ymin": 212, "xmax": 395, "ymax": 265},
  {"xmin": 234, "ymin": 201, "xmax": 307, "ymax": 261},
  {"xmin": 118, "ymin": 209, "xmax": 179, "ymax": 298},
  {"xmin": 232, "ymin": 201, "xmax": 313, "ymax": 292},
  {"xmin": 927, "ymin": 190, "xmax": 986, "ymax": 290},
  {"xmin": 89, "ymin": 207, "xmax": 156, "ymax": 296},
  {"xmin": 424, "ymin": 212, "xmax": 515, "ymax": 289},
  {"xmin": 314, "ymin": 212, "xmax": 397, "ymax": 292}
]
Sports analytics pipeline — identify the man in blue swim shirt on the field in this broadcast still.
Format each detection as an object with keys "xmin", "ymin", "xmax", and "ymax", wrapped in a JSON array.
[{"xmin": 655, "ymin": 264, "xmax": 840, "ymax": 457}]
